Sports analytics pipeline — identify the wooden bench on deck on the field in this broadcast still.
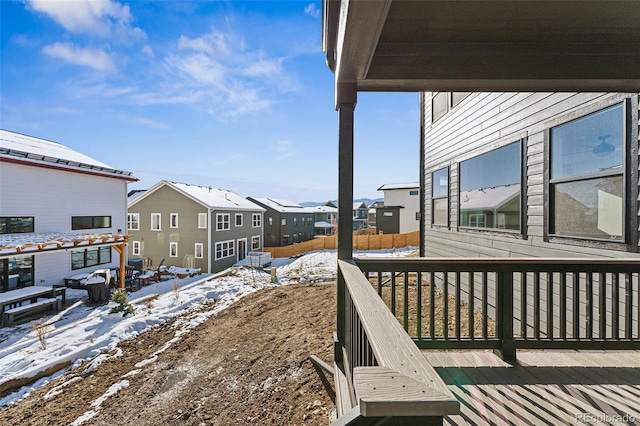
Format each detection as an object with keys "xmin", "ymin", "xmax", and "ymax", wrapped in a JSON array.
[{"xmin": 2, "ymin": 298, "xmax": 60, "ymax": 326}]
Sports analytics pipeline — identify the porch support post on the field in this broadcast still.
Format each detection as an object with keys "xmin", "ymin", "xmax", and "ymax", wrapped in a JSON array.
[
  {"xmin": 336, "ymin": 82, "xmax": 357, "ymax": 351},
  {"xmin": 112, "ymin": 243, "xmax": 127, "ymax": 290}
]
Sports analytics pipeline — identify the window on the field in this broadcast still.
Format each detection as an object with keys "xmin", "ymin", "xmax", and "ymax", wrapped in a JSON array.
[
  {"xmin": 151, "ymin": 213, "xmax": 161, "ymax": 231},
  {"xmin": 216, "ymin": 213, "xmax": 230, "ymax": 230},
  {"xmin": 132, "ymin": 241, "xmax": 141, "ymax": 255},
  {"xmin": 432, "ymin": 167, "xmax": 449, "ymax": 226},
  {"xmin": 459, "ymin": 142, "xmax": 521, "ymax": 231},
  {"xmin": 252, "ymin": 213, "xmax": 261, "ymax": 227},
  {"xmin": 127, "ymin": 214, "xmax": 139, "ymax": 231},
  {"xmin": 195, "ymin": 243, "xmax": 204, "ymax": 259},
  {"xmin": 383, "ymin": 212, "xmax": 393, "ymax": 217},
  {"xmin": 170, "ymin": 213, "xmax": 179, "ymax": 228},
  {"xmin": 549, "ymin": 104, "xmax": 624, "ymax": 241},
  {"xmin": 251, "ymin": 235, "xmax": 260, "ymax": 250},
  {"xmin": 293, "ymin": 217, "xmax": 298, "ymax": 226},
  {"xmin": 169, "ymin": 242, "xmax": 178, "ymax": 257},
  {"xmin": 235, "ymin": 214, "xmax": 243, "ymax": 227},
  {"xmin": 269, "ymin": 217, "xmax": 273, "ymax": 226},
  {"xmin": 71, "ymin": 246, "xmax": 111, "ymax": 270},
  {"xmin": 432, "ymin": 92, "xmax": 471, "ymax": 123},
  {"xmin": 198, "ymin": 213, "xmax": 207, "ymax": 229},
  {"xmin": 281, "ymin": 218, "xmax": 287, "ymax": 226},
  {"xmin": 215, "ymin": 240, "xmax": 235, "ymax": 260},
  {"xmin": 0, "ymin": 217, "xmax": 34, "ymax": 234},
  {"xmin": 72, "ymin": 216, "xmax": 111, "ymax": 230},
  {"xmin": 409, "ymin": 190, "xmax": 419, "ymax": 196}
]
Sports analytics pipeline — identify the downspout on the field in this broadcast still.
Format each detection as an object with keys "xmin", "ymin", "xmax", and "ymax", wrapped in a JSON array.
[
  {"xmin": 419, "ymin": 92, "xmax": 426, "ymax": 257},
  {"xmin": 207, "ymin": 208, "xmax": 212, "ymax": 274}
]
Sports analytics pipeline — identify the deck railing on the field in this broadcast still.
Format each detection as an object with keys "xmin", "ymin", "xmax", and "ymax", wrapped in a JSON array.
[
  {"xmin": 334, "ymin": 260, "xmax": 459, "ymax": 425},
  {"xmin": 354, "ymin": 257, "xmax": 640, "ymax": 361}
]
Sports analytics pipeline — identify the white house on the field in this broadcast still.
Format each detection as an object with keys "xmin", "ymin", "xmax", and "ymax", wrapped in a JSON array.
[
  {"xmin": 0, "ymin": 130, "xmax": 137, "ymax": 291},
  {"xmin": 376, "ymin": 183, "xmax": 420, "ymax": 234}
]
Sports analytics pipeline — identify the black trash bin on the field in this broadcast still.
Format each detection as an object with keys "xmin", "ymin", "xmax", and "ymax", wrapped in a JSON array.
[{"xmin": 85, "ymin": 270, "xmax": 111, "ymax": 303}]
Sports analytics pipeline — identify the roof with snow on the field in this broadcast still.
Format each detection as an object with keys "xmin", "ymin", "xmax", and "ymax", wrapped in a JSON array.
[
  {"xmin": 130, "ymin": 181, "xmax": 265, "ymax": 211},
  {"xmin": 0, "ymin": 232, "xmax": 129, "ymax": 259},
  {"xmin": 0, "ymin": 129, "xmax": 136, "ymax": 181},
  {"xmin": 309, "ymin": 205, "xmax": 338, "ymax": 214},
  {"xmin": 378, "ymin": 182, "xmax": 420, "ymax": 191},
  {"xmin": 249, "ymin": 197, "xmax": 312, "ymax": 214},
  {"xmin": 459, "ymin": 184, "xmax": 520, "ymax": 211}
]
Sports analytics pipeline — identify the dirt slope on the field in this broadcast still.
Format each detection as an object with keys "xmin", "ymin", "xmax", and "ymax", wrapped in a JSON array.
[{"xmin": 0, "ymin": 282, "xmax": 337, "ymax": 426}]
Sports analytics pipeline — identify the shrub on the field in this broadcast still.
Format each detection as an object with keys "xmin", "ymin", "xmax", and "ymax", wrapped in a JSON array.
[{"xmin": 109, "ymin": 290, "xmax": 135, "ymax": 316}]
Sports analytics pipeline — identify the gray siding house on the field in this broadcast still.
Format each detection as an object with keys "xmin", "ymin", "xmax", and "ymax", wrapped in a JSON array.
[
  {"xmin": 423, "ymin": 92, "xmax": 639, "ymax": 259},
  {"xmin": 247, "ymin": 198, "xmax": 314, "ymax": 247},
  {"xmin": 127, "ymin": 181, "xmax": 265, "ymax": 274},
  {"xmin": 422, "ymin": 92, "xmax": 640, "ymax": 335},
  {"xmin": 377, "ymin": 182, "xmax": 420, "ymax": 234}
]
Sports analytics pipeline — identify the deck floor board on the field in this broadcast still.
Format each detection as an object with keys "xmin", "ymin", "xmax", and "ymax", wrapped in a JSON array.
[{"xmin": 425, "ymin": 350, "xmax": 640, "ymax": 425}]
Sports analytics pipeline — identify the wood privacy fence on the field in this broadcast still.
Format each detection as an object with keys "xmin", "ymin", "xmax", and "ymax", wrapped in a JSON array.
[{"xmin": 263, "ymin": 231, "xmax": 419, "ymax": 258}]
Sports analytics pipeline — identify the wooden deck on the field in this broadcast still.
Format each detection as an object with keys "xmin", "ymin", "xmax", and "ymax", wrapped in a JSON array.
[{"xmin": 423, "ymin": 350, "xmax": 640, "ymax": 425}]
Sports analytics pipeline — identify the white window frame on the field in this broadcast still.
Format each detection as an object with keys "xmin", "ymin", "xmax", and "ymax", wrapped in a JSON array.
[
  {"xmin": 195, "ymin": 243, "xmax": 204, "ymax": 259},
  {"xmin": 215, "ymin": 240, "xmax": 235, "ymax": 260},
  {"xmin": 216, "ymin": 213, "xmax": 230, "ymax": 231},
  {"xmin": 127, "ymin": 213, "xmax": 140, "ymax": 231},
  {"xmin": 252, "ymin": 213, "xmax": 261, "ymax": 228},
  {"xmin": 235, "ymin": 213, "xmax": 243, "ymax": 227},
  {"xmin": 198, "ymin": 213, "xmax": 208, "ymax": 229},
  {"xmin": 251, "ymin": 235, "xmax": 260, "ymax": 250},
  {"xmin": 132, "ymin": 241, "xmax": 141, "ymax": 256},
  {"xmin": 169, "ymin": 242, "xmax": 178, "ymax": 258},
  {"xmin": 170, "ymin": 213, "xmax": 179, "ymax": 228},
  {"xmin": 151, "ymin": 213, "xmax": 161, "ymax": 231}
]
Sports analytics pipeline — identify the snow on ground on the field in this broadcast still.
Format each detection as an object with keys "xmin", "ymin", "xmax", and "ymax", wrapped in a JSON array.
[{"xmin": 0, "ymin": 248, "xmax": 417, "ymax": 409}]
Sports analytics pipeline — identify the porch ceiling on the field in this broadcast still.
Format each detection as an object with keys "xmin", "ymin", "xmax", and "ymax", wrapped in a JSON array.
[{"xmin": 324, "ymin": 0, "xmax": 640, "ymax": 100}]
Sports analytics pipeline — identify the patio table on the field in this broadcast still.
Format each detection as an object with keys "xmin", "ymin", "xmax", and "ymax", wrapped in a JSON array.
[{"xmin": 0, "ymin": 286, "xmax": 63, "ymax": 325}]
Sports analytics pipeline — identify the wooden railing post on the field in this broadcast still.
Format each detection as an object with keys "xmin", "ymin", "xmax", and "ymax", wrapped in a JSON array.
[{"xmin": 495, "ymin": 269, "xmax": 516, "ymax": 362}]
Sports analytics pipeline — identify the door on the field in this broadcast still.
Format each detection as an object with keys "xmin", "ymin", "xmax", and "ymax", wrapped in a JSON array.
[{"xmin": 237, "ymin": 238, "xmax": 247, "ymax": 262}]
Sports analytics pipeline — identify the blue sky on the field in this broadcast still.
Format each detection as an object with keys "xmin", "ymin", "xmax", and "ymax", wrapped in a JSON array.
[{"xmin": 1, "ymin": 0, "xmax": 419, "ymax": 203}]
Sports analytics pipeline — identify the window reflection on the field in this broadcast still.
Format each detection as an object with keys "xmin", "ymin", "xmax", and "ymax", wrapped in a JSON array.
[
  {"xmin": 459, "ymin": 142, "xmax": 521, "ymax": 231},
  {"xmin": 550, "ymin": 104, "xmax": 625, "ymax": 241}
]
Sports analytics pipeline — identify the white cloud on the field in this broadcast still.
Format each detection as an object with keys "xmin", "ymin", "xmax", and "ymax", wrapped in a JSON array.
[
  {"xmin": 42, "ymin": 42, "xmax": 116, "ymax": 72},
  {"xmin": 304, "ymin": 3, "xmax": 321, "ymax": 18},
  {"xmin": 177, "ymin": 31, "xmax": 231, "ymax": 56},
  {"xmin": 269, "ymin": 139, "xmax": 294, "ymax": 160},
  {"xmin": 141, "ymin": 45, "xmax": 154, "ymax": 58},
  {"xmin": 243, "ymin": 59, "xmax": 282, "ymax": 77},
  {"xmin": 26, "ymin": 0, "xmax": 145, "ymax": 40}
]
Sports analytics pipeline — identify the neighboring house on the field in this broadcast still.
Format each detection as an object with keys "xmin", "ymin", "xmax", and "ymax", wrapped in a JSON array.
[
  {"xmin": 376, "ymin": 183, "xmax": 420, "ymax": 234},
  {"xmin": 127, "ymin": 181, "xmax": 265, "ymax": 274},
  {"xmin": 324, "ymin": 201, "xmax": 370, "ymax": 230},
  {"xmin": 423, "ymin": 92, "xmax": 639, "ymax": 259},
  {"xmin": 310, "ymin": 205, "xmax": 338, "ymax": 236},
  {"xmin": 247, "ymin": 198, "xmax": 314, "ymax": 247},
  {"xmin": 368, "ymin": 201, "xmax": 384, "ymax": 229},
  {"xmin": 0, "ymin": 129, "xmax": 137, "ymax": 291}
]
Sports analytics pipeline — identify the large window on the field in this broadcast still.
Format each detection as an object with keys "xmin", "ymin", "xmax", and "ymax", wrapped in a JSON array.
[
  {"xmin": 215, "ymin": 240, "xmax": 235, "ymax": 260},
  {"xmin": 0, "ymin": 217, "xmax": 34, "ymax": 234},
  {"xmin": 71, "ymin": 246, "xmax": 112, "ymax": 270},
  {"xmin": 235, "ymin": 214, "xmax": 243, "ymax": 227},
  {"xmin": 72, "ymin": 216, "xmax": 111, "ymax": 230},
  {"xmin": 459, "ymin": 142, "xmax": 521, "ymax": 231},
  {"xmin": 217, "ymin": 213, "xmax": 230, "ymax": 231},
  {"xmin": 549, "ymin": 104, "xmax": 624, "ymax": 241},
  {"xmin": 127, "ymin": 213, "xmax": 139, "ymax": 231},
  {"xmin": 431, "ymin": 167, "xmax": 449, "ymax": 226}
]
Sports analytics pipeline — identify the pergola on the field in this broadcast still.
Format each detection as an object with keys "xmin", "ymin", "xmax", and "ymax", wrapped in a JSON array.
[{"xmin": 0, "ymin": 232, "xmax": 130, "ymax": 290}]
